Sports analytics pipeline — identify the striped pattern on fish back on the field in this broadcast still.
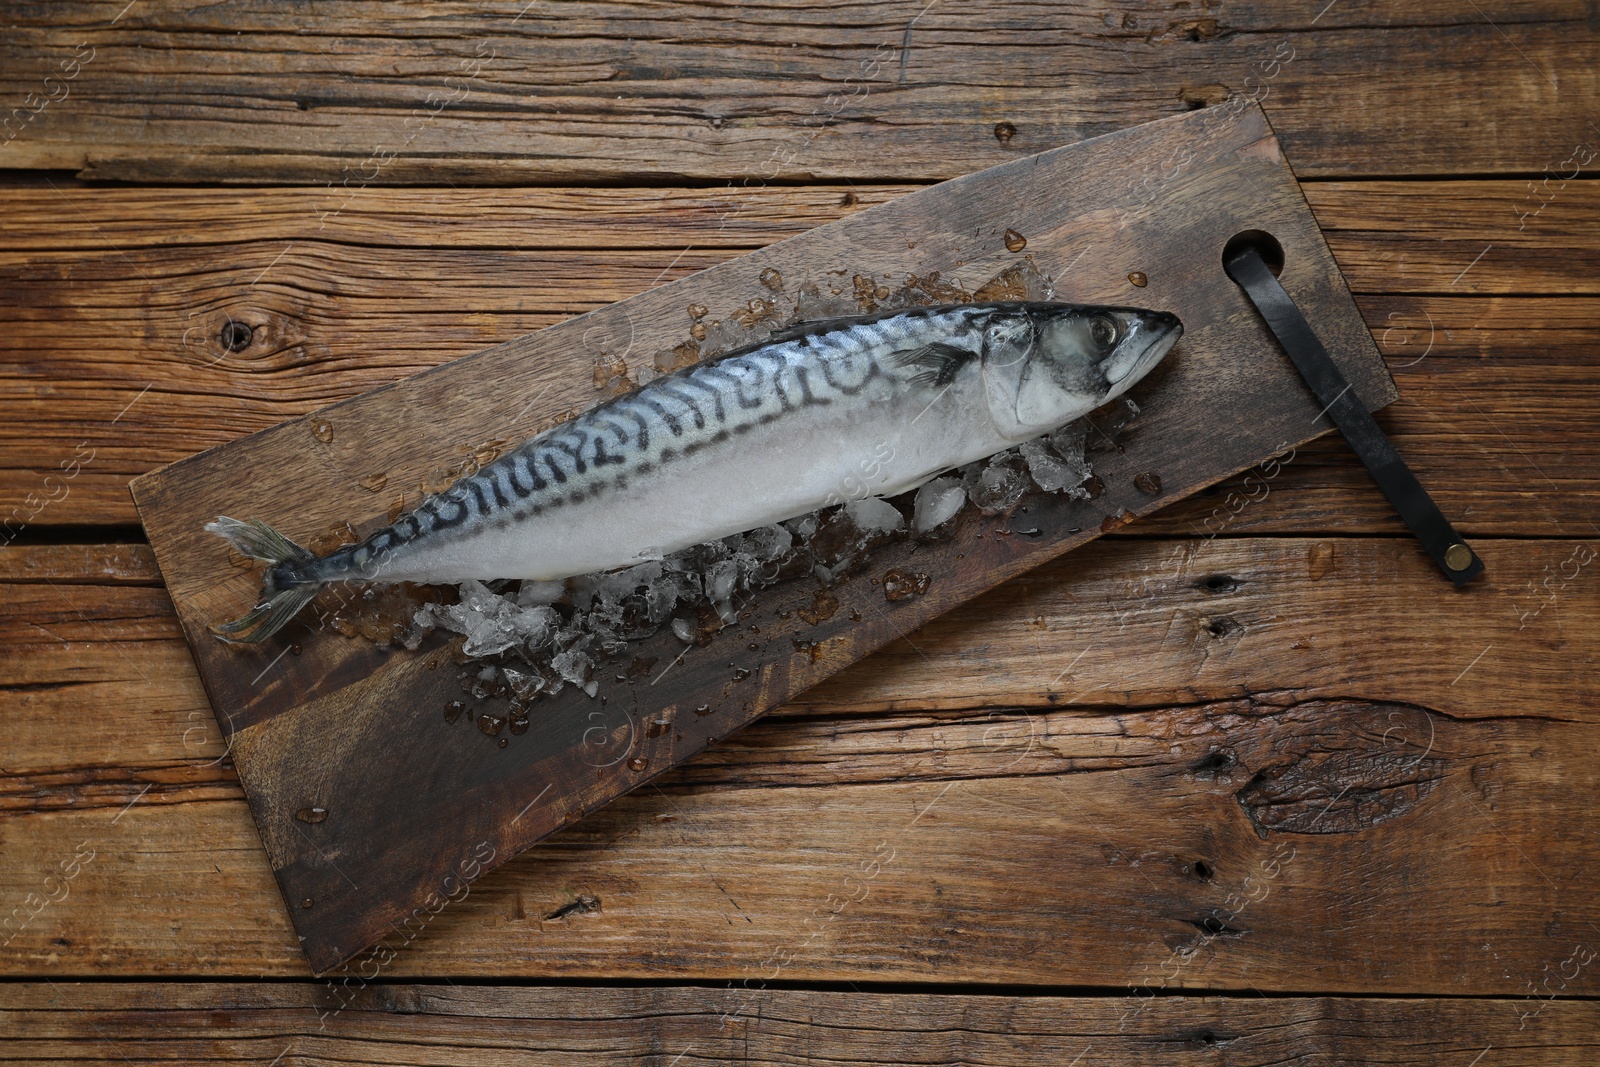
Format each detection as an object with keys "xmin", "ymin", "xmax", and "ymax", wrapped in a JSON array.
[{"xmin": 319, "ymin": 305, "xmax": 988, "ymax": 581}]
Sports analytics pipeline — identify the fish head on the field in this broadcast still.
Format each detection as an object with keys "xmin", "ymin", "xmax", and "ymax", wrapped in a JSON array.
[{"xmin": 979, "ymin": 303, "xmax": 1182, "ymax": 439}]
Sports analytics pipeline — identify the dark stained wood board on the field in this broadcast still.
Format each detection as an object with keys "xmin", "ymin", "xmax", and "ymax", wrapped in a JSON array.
[{"xmin": 129, "ymin": 103, "xmax": 1397, "ymax": 974}]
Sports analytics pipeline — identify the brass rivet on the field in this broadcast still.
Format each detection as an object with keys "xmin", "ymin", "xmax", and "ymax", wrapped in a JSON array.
[{"xmin": 1444, "ymin": 544, "xmax": 1473, "ymax": 571}]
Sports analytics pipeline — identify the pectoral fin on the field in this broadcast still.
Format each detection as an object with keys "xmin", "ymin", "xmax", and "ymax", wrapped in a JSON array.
[{"xmin": 890, "ymin": 342, "xmax": 977, "ymax": 387}]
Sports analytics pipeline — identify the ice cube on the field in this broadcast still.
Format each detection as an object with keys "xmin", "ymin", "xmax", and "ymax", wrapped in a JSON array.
[
  {"xmin": 705, "ymin": 557, "xmax": 741, "ymax": 622},
  {"xmin": 1019, "ymin": 437, "xmax": 1084, "ymax": 493},
  {"xmin": 742, "ymin": 523, "xmax": 793, "ymax": 561},
  {"xmin": 501, "ymin": 666, "xmax": 546, "ymax": 700},
  {"xmin": 844, "ymin": 497, "xmax": 904, "ymax": 535},
  {"xmin": 969, "ymin": 460, "xmax": 1027, "ymax": 514},
  {"xmin": 785, "ymin": 514, "xmax": 820, "ymax": 542},
  {"xmin": 913, "ymin": 477, "xmax": 966, "ymax": 533},
  {"xmin": 515, "ymin": 579, "xmax": 566, "ymax": 606},
  {"xmin": 551, "ymin": 648, "xmax": 592, "ymax": 687},
  {"xmin": 706, "ymin": 558, "xmax": 739, "ymax": 604}
]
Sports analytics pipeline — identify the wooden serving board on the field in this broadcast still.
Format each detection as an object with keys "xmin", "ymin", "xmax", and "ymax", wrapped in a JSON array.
[{"xmin": 130, "ymin": 102, "xmax": 1395, "ymax": 975}]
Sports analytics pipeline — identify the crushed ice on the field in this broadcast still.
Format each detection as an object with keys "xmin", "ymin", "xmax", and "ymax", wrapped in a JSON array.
[{"xmin": 400, "ymin": 400, "xmax": 1134, "ymax": 705}]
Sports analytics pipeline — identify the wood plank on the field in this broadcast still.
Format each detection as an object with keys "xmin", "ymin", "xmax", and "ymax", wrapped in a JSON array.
[
  {"xmin": 3, "ymin": 984, "xmax": 1597, "ymax": 1065},
  {"xmin": 10, "ymin": 179, "xmax": 1596, "ymax": 281},
  {"xmin": 2, "ymin": 693, "xmax": 1596, "ymax": 987},
  {"xmin": 0, "ymin": 182, "xmax": 904, "ymax": 251},
  {"xmin": 7, "ymin": 536, "xmax": 1596, "ymax": 776},
  {"xmin": 3, "ymin": 182, "xmax": 1596, "ymax": 533},
  {"xmin": 1, "ymin": 2, "xmax": 1594, "ymax": 181},
  {"xmin": 124, "ymin": 105, "xmax": 1395, "ymax": 974},
  {"xmin": 1311, "ymin": 181, "xmax": 1600, "ymax": 296},
  {"xmin": 4, "ymin": 537, "xmax": 1597, "ymax": 986},
  {"xmin": 0, "ymin": 542, "xmax": 156, "ymax": 584}
]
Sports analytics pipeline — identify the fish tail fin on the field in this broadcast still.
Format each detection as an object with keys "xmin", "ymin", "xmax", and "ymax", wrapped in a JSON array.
[
  {"xmin": 206, "ymin": 516, "xmax": 314, "ymax": 567},
  {"xmin": 205, "ymin": 516, "xmax": 320, "ymax": 643}
]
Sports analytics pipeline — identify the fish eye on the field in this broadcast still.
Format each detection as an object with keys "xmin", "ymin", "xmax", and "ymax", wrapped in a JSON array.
[{"xmin": 1090, "ymin": 315, "xmax": 1119, "ymax": 349}]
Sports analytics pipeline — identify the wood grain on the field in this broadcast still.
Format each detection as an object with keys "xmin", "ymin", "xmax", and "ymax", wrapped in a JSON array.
[
  {"xmin": 1, "ymin": 0, "xmax": 1594, "ymax": 1053},
  {"xmin": 3, "ymin": 182, "xmax": 1595, "ymax": 533},
  {"xmin": 4, "ymin": 536, "xmax": 1595, "ymax": 986},
  {"xmin": 1, "ymin": 2, "xmax": 1594, "ymax": 181},
  {"xmin": 123, "ymin": 104, "xmax": 1398, "ymax": 973},
  {"xmin": 1310, "ymin": 181, "xmax": 1600, "ymax": 297},
  {"xmin": 3, "ymin": 688, "xmax": 1596, "ymax": 988},
  {"xmin": 3, "ymin": 984, "xmax": 1597, "ymax": 1065},
  {"xmin": 6, "ymin": 535, "xmax": 1597, "ymax": 780}
]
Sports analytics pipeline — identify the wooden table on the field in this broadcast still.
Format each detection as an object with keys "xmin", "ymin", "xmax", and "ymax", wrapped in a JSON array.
[{"xmin": 3, "ymin": 2, "xmax": 1597, "ymax": 1062}]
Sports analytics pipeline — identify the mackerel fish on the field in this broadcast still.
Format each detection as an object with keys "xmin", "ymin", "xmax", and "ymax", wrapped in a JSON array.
[{"xmin": 210, "ymin": 301, "xmax": 1181, "ymax": 642}]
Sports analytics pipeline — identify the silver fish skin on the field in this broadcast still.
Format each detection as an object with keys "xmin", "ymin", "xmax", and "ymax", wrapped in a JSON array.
[{"xmin": 209, "ymin": 301, "xmax": 1181, "ymax": 641}]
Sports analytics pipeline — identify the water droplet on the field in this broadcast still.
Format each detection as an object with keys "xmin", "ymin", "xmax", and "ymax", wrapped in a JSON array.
[
  {"xmin": 289, "ymin": 643, "xmax": 302, "ymax": 656},
  {"xmin": 444, "ymin": 701, "xmax": 465, "ymax": 724},
  {"xmin": 731, "ymin": 666, "xmax": 752, "ymax": 682},
  {"xmin": 300, "ymin": 898, "xmax": 314, "ymax": 909},
  {"xmin": 646, "ymin": 717, "xmax": 671, "ymax": 738},
  {"xmin": 510, "ymin": 715, "xmax": 530, "ymax": 735},
  {"xmin": 1128, "ymin": 271, "xmax": 1149, "ymax": 287},
  {"xmin": 797, "ymin": 589, "xmax": 839, "ymax": 625},
  {"xmin": 593, "ymin": 353, "xmax": 629, "ymax": 390},
  {"xmin": 882, "ymin": 569, "xmax": 931, "ymax": 601},
  {"xmin": 1134, "ymin": 471, "xmax": 1162, "ymax": 494},
  {"xmin": 478, "ymin": 713, "xmax": 506, "ymax": 737},
  {"xmin": 688, "ymin": 303, "xmax": 709, "ymax": 320},
  {"xmin": 690, "ymin": 322, "xmax": 707, "ymax": 341},
  {"xmin": 1082, "ymin": 475, "xmax": 1105, "ymax": 499},
  {"xmin": 759, "ymin": 267, "xmax": 784, "ymax": 290},
  {"xmin": 994, "ymin": 121, "xmax": 1016, "ymax": 143},
  {"xmin": 359, "ymin": 472, "xmax": 388, "ymax": 492},
  {"xmin": 1100, "ymin": 509, "xmax": 1132, "ymax": 534},
  {"xmin": 694, "ymin": 704, "xmax": 713, "ymax": 716},
  {"xmin": 873, "ymin": 286, "xmax": 890, "ymax": 301},
  {"xmin": 627, "ymin": 756, "xmax": 649, "ymax": 772},
  {"xmin": 1004, "ymin": 229, "xmax": 1027, "ymax": 253},
  {"xmin": 498, "ymin": 738, "xmax": 509, "ymax": 748},
  {"xmin": 295, "ymin": 806, "xmax": 328, "ymax": 824},
  {"xmin": 1308, "ymin": 541, "xmax": 1336, "ymax": 581},
  {"xmin": 310, "ymin": 419, "xmax": 333, "ymax": 444}
]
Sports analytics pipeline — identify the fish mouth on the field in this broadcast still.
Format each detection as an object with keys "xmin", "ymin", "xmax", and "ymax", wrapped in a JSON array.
[{"xmin": 1102, "ymin": 311, "xmax": 1182, "ymax": 389}]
